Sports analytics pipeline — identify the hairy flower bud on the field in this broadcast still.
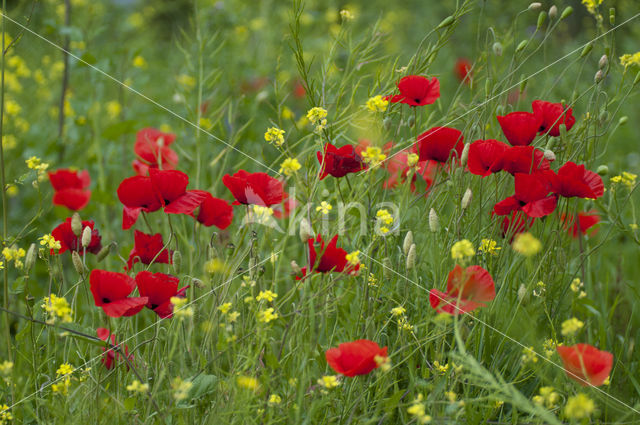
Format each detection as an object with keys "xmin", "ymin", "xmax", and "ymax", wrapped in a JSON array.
[
  {"xmin": 594, "ymin": 70, "xmax": 604, "ymax": 84},
  {"xmin": 461, "ymin": 188, "xmax": 473, "ymax": 209},
  {"xmin": 403, "ymin": 231, "xmax": 413, "ymax": 255},
  {"xmin": 24, "ymin": 243, "xmax": 37, "ymax": 273},
  {"xmin": 172, "ymin": 251, "xmax": 182, "ymax": 274},
  {"xmin": 96, "ymin": 242, "xmax": 115, "ymax": 262},
  {"xmin": 460, "ymin": 143, "xmax": 470, "ymax": 168},
  {"xmin": 72, "ymin": 251, "xmax": 85, "ymax": 275},
  {"xmin": 71, "ymin": 213, "xmax": 83, "ymax": 237},
  {"xmin": 516, "ymin": 40, "xmax": 528, "ymax": 53},
  {"xmin": 596, "ymin": 165, "xmax": 609, "ymax": 176},
  {"xmin": 291, "ymin": 260, "xmax": 302, "ymax": 276},
  {"xmin": 406, "ymin": 244, "xmax": 416, "ymax": 270},
  {"xmin": 528, "ymin": 2, "xmax": 542, "ymax": 11},
  {"xmin": 81, "ymin": 226, "xmax": 92, "ymax": 248},
  {"xmin": 560, "ymin": 6, "xmax": 573, "ymax": 20},
  {"xmin": 599, "ymin": 55, "xmax": 608, "ymax": 69},
  {"xmin": 537, "ymin": 11, "xmax": 547, "ymax": 29},
  {"xmin": 382, "ymin": 258, "xmax": 392, "ymax": 279},
  {"xmin": 549, "ymin": 5, "xmax": 557, "ymax": 19},
  {"xmin": 299, "ymin": 218, "xmax": 314, "ymax": 243},
  {"xmin": 543, "ymin": 150, "xmax": 556, "ymax": 162},
  {"xmin": 429, "ymin": 208, "xmax": 439, "ymax": 233},
  {"xmin": 492, "ymin": 42, "xmax": 503, "ymax": 56}
]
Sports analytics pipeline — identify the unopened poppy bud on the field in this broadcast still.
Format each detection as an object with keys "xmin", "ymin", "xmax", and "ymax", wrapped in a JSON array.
[
  {"xmin": 549, "ymin": 5, "xmax": 557, "ymax": 19},
  {"xmin": 403, "ymin": 231, "xmax": 413, "ymax": 255},
  {"xmin": 609, "ymin": 8, "xmax": 615, "ymax": 25},
  {"xmin": 536, "ymin": 11, "xmax": 546, "ymax": 29},
  {"xmin": 429, "ymin": 208, "xmax": 439, "ymax": 232},
  {"xmin": 559, "ymin": 123, "xmax": 568, "ymax": 139},
  {"xmin": 460, "ymin": 143, "xmax": 470, "ymax": 168},
  {"xmin": 383, "ymin": 117, "xmax": 392, "ymax": 131},
  {"xmin": 599, "ymin": 55, "xmax": 608, "ymax": 69},
  {"xmin": 519, "ymin": 75, "xmax": 528, "ymax": 93},
  {"xmin": 437, "ymin": 15, "xmax": 455, "ymax": 29},
  {"xmin": 580, "ymin": 43, "xmax": 593, "ymax": 58},
  {"xmin": 517, "ymin": 284, "xmax": 528, "ymax": 301},
  {"xmin": 543, "ymin": 150, "xmax": 556, "ymax": 162},
  {"xmin": 516, "ymin": 40, "xmax": 528, "ymax": 53},
  {"xmin": 299, "ymin": 218, "xmax": 314, "ymax": 243},
  {"xmin": 461, "ymin": 188, "xmax": 472, "ymax": 209},
  {"xmin": 321, "ymin": 189, "xmax": 330, "ymax": 198},
  {"xmin": 594, "ymin": 70, "xmax": 604, "ymax": 84},
  {"xmin": 382, "ymin": 258, "xmax": 392, "ymax": 279},
  {"xmin": 495, "ymin": 104, "xmax": 505, "ymax": 116},
  {"xmin": 407, "ymin": 115, "xmax": 415, "ymax": 128},
  {"xmin": 172, "ymin": 251, "xmax": 182, "ymax": 274},
  {"xmin": 599, "ymin": 110, "xmax": 609, "ymax": 123},
  {"xmin": 619, "ymin": 116, "xmax": 628, "ymax": 125},
  {"xmin": 560, "ymin": 6, "xmax": 573, "ymax": 20},
  {"xmin": 96, "ymin": 242, "xmax": 115, "ymax": 262},
  {"xmin": 596, "ymin": 165, "xmax": 609, "ymax": 176},
  {"xmin": 528, "ymin": 2, "xmax": 541, "ymax": 11},
  {"xmin": 406, "ymin": 244, "xmax": 416, "ymax": 270},
  {"xmin": 192, "ymin": 278, "xmax": 204, "ymax": 288},
  {"xmin": 72, "ymin": 251, "xmax": 84, "ymax": 275},
  {"xmin": 545, "ymin": 137, "xmax": 555, "ymax": 151},
  {"xmin": 81, "ymin": 226, "xmax": 92, "ymax": 248},
  {"xmin": 291, "ymin": 260, "xmax": 302, "ymax": 276},
  {"xmin": 24, "ymin": 243, "xmax": 37, "ymax": 273},
  {"xmin": 71, "ymin": 213, "xmax": 83, "ymax": 237},
  {"xmin": 492, "ymin": 42, "xmax": 503, "ymax": 56}
]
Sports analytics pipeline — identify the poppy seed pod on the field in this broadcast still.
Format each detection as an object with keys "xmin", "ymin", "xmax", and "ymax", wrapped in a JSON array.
[
  {"xmin": 429, "ymin": 208, "xmax": 439, "ymax": 232},
  {"xmin": 24, "ymin": 243, "xmax": 37, "ymax": 273},
  {"xmin": 72, "ymin": 251, "xmax": 85, "ymax": 275},
  {"xmin": 528, "ymin": 2, "xmax": 541, "ymax": 11},
  {"xmin": 406, "ymin": 244, "xmax": 416, "ymax": 270},
  {"xmin": 549, "ymin": 5, "xmax": 557, "ymax": 19},
  {"xmin": 492, "ymin": 42, "xmax": 503, "ymax": 56},
  {"xmin": 172, "ymin": 250, "xmax": 182, "ymax": 274},
  {"xmin": 71, "ymin": 213, "xmax": 83, "ymax": 236},
  {"xmin": 461, "ymin": 188, "xmax": 472, "ymax": 209},
  {"xmin": 599, "ymin": 55, "xmax": 608, "ymax": 69},
  {"xmin": 403, "ymin": 231, "xmax": 413, "ymax": 255},
  {"xmin": 81, "ymin": 226, "xmax": 93, "ymax": 248}
]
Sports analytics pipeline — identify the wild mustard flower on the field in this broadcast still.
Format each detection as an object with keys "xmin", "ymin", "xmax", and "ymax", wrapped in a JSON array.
[
  {"xmin": 257, "ymin": 308, "xmax": 278, "ymax": 323},
  {"xmin": 543, "ymin": 339, "xmax": 560, "ymax": 357},
  {"xmin": 610, "ymin": 171, "xmax": 637, "ymax": 189},
  {"xmin": 0, "ymin": 361, "xmax": 12, "ymax": 376},
  {"xmin": 521, "ymin": 347, "xmax": 538, "ymax": 364},
  {"xmin": 564, "ymin": 393, "xmax": 595, "ymax": 420},
  {"xmin": 374, "ymin": 355, "xmax": 391, "ymax": 372},
  {"xmin": 126, "ymin": 380, "xmax": 149, "ymax": 393},
  {"xmin": 132, "ymin": 55, "xmax": 147, "ymax": 69},
  {"xmin": 407, "ymin": 395, "xmax": 431, "ymax": 424},
  {"xmin": 39, "ymin": 234, "xmax": 61, "ymax": 251},
  {"xmin": 0, "ymin": 405, "xmax": 12, "ymax": 423},
  {"xmin": 345, "ymin": 250, "xmax": 360, "ymax": 266},
  {"xmin": 361, "ymin": 146, "xmax": 387, "ymax": 167},
  {"xmin": 279, "ymin": 158, "xmax": 301, "ymax": 176},
  {"xmin": 2, "ymin": 246, "xmax": 25, "ymax": 268},
  {"xmin": 306, "ymin": 107, "xmax": 328, "ymax": 132},
  {"xmin": 218, "ymin": 303, "xmax": 232, "ymax": 314},
  {"xmin": 366, "ymin": 95, "xmax": 388, "ymax": 112},
  {"xmin": 512, "ymin": 232, "xmax": 542, "ymax": 257},
  {"xmin": 533, "ymin": 386, "xmax": 560, "ymax": 409},
  {"xmin": 561, "ymin": 317, "xmax": 584, "ymax": 336},
  {"xmin": 250, "ymin": 205, "xmax": 274, "ymax": 224},
  {"xmin": 406, "ymin": 153, "xmax": 419, "ymax": 168},
  {"xmin": 176, "ymin": 74, "xmax": 196, "ymax": 88},
  {"xmin": 264, "ymin": 127, "xmax": 285, "ymax": 146},
  {"xmin": 42, "ymin": 294, "xmax": 73, "ymax": 324},
  {"xmin": 205, "ymin": 258, "xmax": 227, "ymax": 274},
  {"xmin": 391, "ymin": 306, "xmax": 406, "ymax": 316},
  {"xmin": 532, "ymin": 281, "xmax": 546, "ymax": 297},
  {"xmin": 619, "ymin": 52, "xmax": 640, "ymax": 69},
  {"xmin": 227, "ymin": 311, "xmax": 240, "ymax": 323},
  {"xmin": 339, "ymin": 9, "xmax": 354, "ymax": 21},
  {"xmin": 52, "ymin": 363, "xmax": 73, "ymax": 395},
  {"xmin": 105, "ymin": 100, "xmax": 121, "ymax": 120},
  {"xmin": 317, "ymin": 375, "xmax": 339, "ymax": 389},
  {"xmin": 256, "ymin": 290, "xmax": 278, "ymax": 302},
  {"xmin": 170, "ymin": 296, "xmax": 193, "ymax": 319},
  {"xmin": 171, "ymin": 377, "xmax": 192, "ymax": 401},
  {"xmin": 237, "ymin": 375, "xmax": 259, "ymax": 390},
  {"xmin": 581, "ymin": 0, "xmax": 602, "ymax": 14},
  {"xmin": 478, "ymin": 239, "xmax": 500, "ymax": 255},
  {"xmin": 451, "ymin": 239, "xmax": 475, "ymax": 261},
  {"xmin": 316, "ymin": 201, "xmax": 332, "ymax": 215},
  {"xmin": 432, "ymin": 360, "xmax": 449, "ymax": 374},
  {"xmin": 267, "ymin": 394, "xmax": 282, "ymax": 405}
]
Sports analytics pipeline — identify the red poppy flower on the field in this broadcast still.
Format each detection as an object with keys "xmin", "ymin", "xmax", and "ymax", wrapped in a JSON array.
[
  {"xmin": 500, "ymin": 146, "xmax": 550, "ymax": 175},
  {"xmin": 191, "ymin": 191, "xmax": 234, "ymax": 229},
  {"xmin": 97, "ymin": 328, "xmax": 133, "ymax": 370},
  {"xmin": 493, "ymin": 172, "xmax": 557, "ymax": 218},
  {"xmin": 416, "ymin": 127, "xmax": 464, "ymax": 164},
  {"xmin": 496, "ymin": 211, "xmax": 535, "ymax": 239},
  {"xmin": 467, "ymin": 139, "xmax": 510, "ymax": 176},
  {"xmin": 384, "ymin": 150, "xmax": 439, "ymax": 192},
  {"xmin": 48, "ymin": 169, "xmax": 91, "ymax": 211},
  {"xmin": 561, "ymin": 211, "xmax": 600, "ymax": 238},
  {"xmin": 386, "ymin": 75, "xmax": 440, "ymax": 107},
  {"xmin": 496, "ymin": 112, "xmax": 543, "ymax": 146},
  {"xmin": 325, "ymin": 339, "xmax": 388, "ymax": 377},
  {"xmin": 550, "ymin": 161, "xmax": 604, "ymax": 199},
  {"xmin": 317, "ymin": 143, "xmax": 367, "ymax": 180},
  {"xmin": 132, "ymin": 127, "xmax": 178, "ymax": 176},
  {"xmin": 557, "ymin": 343, "xmax": 613, "ymax": 387},
  {"xmin": 117, "ymin": 169, "xmax": 207, "ymax": 229},
  {"xmin": 429, "ymin": 265, "xmax": 496, "ymax": 315},
  {"xmin": 293, "ymin": 79, "xmax": 306, "ymax": 98},
  {"xmin": 454, "ymin": 58, "xmax": 472, "ymax": 84},
  {"xmin": 135, "ymin": 271, "xmax": 188, "ymax": 318},
  {"xmin": 271, "ymin": 193, "xmax": 298, "ymax": 219},
  {"xmin": 125, "ymin": 230, "xmax": 172, "ymax": 271},
  {"xmin": 89, "ymin": 270, "xmax": 148, "ymax": 318},
  {"xmin": 51, "ymin": 217, "xmax": 102, "ymax": 255},
  {"xmin": 532, "ymin": 100, "xmax": 575, "ymax": 137},
  {"xmin": 297, "ymin": 234, "xmax": 359, "ymax": 279},
  {"xmin": 222, "ymin": 170, "xmax": 285, "ymax": 206}
]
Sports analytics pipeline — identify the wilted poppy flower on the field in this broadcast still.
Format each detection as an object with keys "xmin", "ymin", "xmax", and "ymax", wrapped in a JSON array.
[
  {"xmin": 493, "ymin": 172, "xmax": 557, "ymax": 218},
  {"xmin": 132, "ymin": 127, "xmax": 178, "ymax": 176},
  {"xmin": 416, "ymin": 127, "xmax": 464, "ymax": 164},
  {"xmin": 454, "ymin": 58, "xmax": 472, "ymax": 84},
  {"xmin": 561, "ymin": 211, "xmax": 600, "ymax": 238},
  {"xmin": 317, "ymin": 143, "xmax": 367, "ymax": 180},
  {"xmin": 550, "ymin": 162, "xmax": 604, "ymax": 199},
  {"xmin": 48, "ymin": 169, "xmax": 91, "ymax": 211},
  {"xmin": 97, "ymin": 328, "xmax": 133, "ymax": 370},
  {"xmin": 500, "ymin": 146, "xmax": 550, "ymax": 175},
  {"xmin": 135, "ymin": 271, "xmax": 188, "ymax": 318},
  {"xmin": 51, "ymin": 217, "xmax": 102, "ymax": 255},
  {"xmin": 190, "ymin": 191, "xmax": 234, "ymax": 229},
  {"xmin": 429, "ymin": 265, "xmax": 496, "ymax": 315},
  {"xmin": 557, "ymin": 343, "xmax": 613, "ymax": 386},
  {"xmin": 467, "ymin": 139, "xmax": 510, "ymax": 176},
  {"xmin": 532, "ymin": 100, "xmax": 575, "ymax": 137},
  {"xmin": 89, "ymin": 270, "xmax": 148, "ymax": 317},
  {"xmin": 222, "ymin": 170, "xmax": 285, "ymax": 206},
  {"xmin": 126, "ymin": 230, "xmax": 172, "ymax": 271},
  {"xmin": 297, "ymin": 234, "xmax": 358, "ymax": 278},
  {"xmin": 325, "ymin": 339, "xmax": 388, "ymax": 377},
  {"xmin": 385, "ymin": 75, "xmax": 440, "ymax": 107},
  {"xmin": 496, "ymin": 112, "xmax": 543, "ymax": 146}
]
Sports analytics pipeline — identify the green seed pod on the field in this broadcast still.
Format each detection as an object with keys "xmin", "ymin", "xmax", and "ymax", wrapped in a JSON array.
[
  {"xmin": 560, "ymin": 6, "xmax": 573, "ymax": 20},
  {"xmin": 172, "ymin": 250, "xmax": 182, "ymax": 274},
  {"xmin": 580, "ymin": 43, "xmax": 593, "ymax": 58},
  {"xmin": 537, "ymin": 11, "xmax": 547, "ymax": 29},
  {"xmin": 406, "ymin": 244, "xmax": 416, "ymax": 270},
  {"xmin": 492, "ymin": 42, "xmax": 503, "ymax": 56},
  {"xmin": 519, "ymin": 75, "xmax": 528, "ymax": 93},
  {"xmin": 403, "ymin": 231, "xmax": 413, "ymax": 255},
  {"xmin": 437, "ymin": 16, "xmax": 455, "ymax": 29},
  {"xmin": 619, "ymin": 116, "xmax": 628, "ymax": 125},
  {"xmin": 596, "ymin": 165, "xmax": 609, "ymax": 176},
  {"xmin": 516, "ymin": 40, "xmax": 528, "ymax": 53},
  {"xmin": 609, "ymin": 8, "xmax": 615, "ymax": 25},
  {"xmin": 72, "ymin": 251, "xmax": 84, "ymax": 275},
  {"xmin": 24, "ymin": 243, "xmax": 37, "ymax": 273},
  {"xmin": 71, "ymin": 213, "xmax": 83, "ymax": 237},
  {"xmin": 599, "ymin": 109, "xmax": 609, "ymax": 123}
]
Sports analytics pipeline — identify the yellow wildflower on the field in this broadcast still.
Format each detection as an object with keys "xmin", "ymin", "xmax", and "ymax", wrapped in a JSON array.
[
  {"xmin": 237, "ymin": 375, "xmax": 259, "ymax": 390},
  {"xmin": 171, "ymin": 377, "xmax": 192, "ymax": 401},
  {"xmin": 0, "ymin": 404, "xmax": 12, "ymax": 423},
  {"xmin": 361, "ymin": 146, "xmax": 387, "ymax": 167},
  {"xmin": 257, "ymin": 308, "xmax": 278, "ymax": 323},
  {"xmin": 521, "ymin": 346, "xmax": 538, "ymax": 364},
  {"xmin": 366, "ymin": 95, "xmax": 388, "ymax": 112},
  {"xmin": 374, "ymin": 355, "xmax": 391, "ymax": 372},
  {"xmin": 264, "ymin": 127, "xmax": 285, "ymax": 146},
  {"xmin": 533, "ymin": 386, "xmax": 560, "ymax": 409},
  {"xmin": 451, "ymin": 239, "xmax": 475, "ymax": 261},
  {"xmin": 42, "ymin": 294, "xmax": 73, "ymax": 324},
  {"xmin": 479, "ymin": 239, "xmax": 501, "ymax": 255},
  {"xmin": 561, "ymin": 317, "xmax": 584, "ymax": 336},
  {"xmin": 433, "ymin": 360, "xmax": 449, "ymax": 374},
  {"xmin": 256, "ymin": 290, "xmax": 278, "ymax": 302},
  {"xmin": 132, "ymin": 55, "xmax": 147, "ymax": 69},
  {"xmin": 0, "ymin": 361, "xmax": 13, "ymax": 376},
  {"xmin": 317, "ymin": 375, "xmax": 340, "ymax": 389},
  {"xmin": 390, "ymin": 306, "xmax": 406, "ymax": 316},
  {"xmin": 339, "ymin": 9, "xmax": 354, "ymax": 21},
  {"xmin": 564, "ymin": 393, "xmax": 594, "ymax": 420},
  {"xmin": 316, "ymin": 201, "xmax": 332, "ymax": 215},
  {"xmin": 279, "ymin": 158, "xmax": 301, "ymax": 176},
  {"xmin": 106, "ymin": 100, "xmax": 121, "ymax": 120},
  {"xmin": 306, "ymin": 107, "xmax": 328, "ymax": 131},
  {"xmin": 512, "ymin": 232, "xmax": 542, "ymax": 257},
  {"xmin": 268, "ymin": 394, "xmax": 282, "ymax": 405},
  {"xmin": 126, "ymin": 380, "xmax": 149, "ymax": 393},
  {"xmin": 218, "ymin": 302, "xmax": 232, "ymax": 314},
  {"xmin": 345, "ymin": 250, "xmax": 360, "ymax": 266},
  {"xmin": 581, "ymin": 0, "xmax": 602, "ymax": 15}
]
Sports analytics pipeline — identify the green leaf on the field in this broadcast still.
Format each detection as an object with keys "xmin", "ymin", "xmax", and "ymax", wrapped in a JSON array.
[
  {"xmin": 10, "ymin": 277, "xmax": 25, "ymax": 294},
  {"xmin": 188, "ymin": 374, "xmax": 218, "ymax": 400}
]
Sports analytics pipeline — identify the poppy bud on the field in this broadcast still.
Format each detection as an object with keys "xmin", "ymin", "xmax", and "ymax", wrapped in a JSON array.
[
  {"xmin": 599, "ymin": 110, "xmax": 608, "ymax": 124},
  {"xmin": 599, "ymin": 55, "xmax": 608, "ymax": 69},
  {"xmin": 291, "ymin": 260, "xmax": 302, "ymax": 276},
  {"xmin": 96, "ymin": 242, "xmax": 115, "ymax": 262},
  {"xmin": 528, "ymin": 2, "xmax": 541, "ymax": 11},
  {"xmin": 545, "ymin": 136, "xmax": 555, "ymax": 151},
  {"xmin": 383, "ymin": 117, "xmax": 392, "ymax": 131},
  {"xmin": 71, "ymin": 213, "xmax": 83, "ymax": 237},
  {"xmin": 596, "ymin": 165, "xmax": 609, "ymax": 176},
  {"xmin": 407, "ymin": 115, "xmax": 415, "ymax": 128},
  {"xmin": 609, "ymin": 8, "xmax": 615, "ymax": 25},
  {"xmin": 492, "ymin": 42, "xmax": 503, "ymax": 56},
  {"xmin": 172, "ymin": 251, "xmax": 182, "ymax": 274},
  {"xmin": 619, "ymin": 116, "xmax": 628, "ymax": 125},
  {"xmin": 81, "ymin": 226, "xmax": 92, "ymax": 248},
  {"xmin": 543, "ymin": 150, "xmax": 556, "ymax": 162},
  {"xmin": 560, "ymin": 6, "xmax": 573, "ymax": 20},
  {"xmin": 517, "ymin": 284, "xmax": 529, "ymax": 302},
  {"xmin": 403, "ymin": 231, "xmax": 413, "ymax": 255},
  {"xmin": 299, "ymin": 218, "xmax": 314, "ymax": 243},
  {"xmin": 24, "ymin": 243, "xmax": 36, "ymax": 273},
  {"xmin": 321, "ymin": 189, "xmax": 330, "ymax": 198},
  {"xmin": 192, "ymin": 278, "xmax": 204, "ymax": 288},
  {"xmin": 382, "ymin": 258, "xmax": 392, "ymax": 279},
  {"xmin": 72, "ymin": 251, "xmax": 85, "ymax": 275},
  {"xmin": 519, "ymin": 75, "xmax": 528, "ymax": 93},
  {"xmin": 437, "ymin": 15, "xmax": 455, "ymax": 29},
  {"xmin": 460, "ymin": 143, "xmax": 470, "ymax": 168},
  {"xmin": 516, "ymin": 40, "xmax": 528, "ymax": 53},
  {"xmin": 594, "ymin": 70, "xmax": 604, "ymax": 84},
  {"xmin": 549, "ymin": 5, "xmax": 557, "ymax": 19},
  {"xmin": 580, "ymin": 43, "xmax": 593, "ymax": 58},
  {"xmin": 406, "ymin": 244, "xmax": 416, "ymax": 270},
  {"xmin": 461, "ymin": 188, "xmax": 472, "ymax": 209},
  {"xmin": 537, "ymin": 11, "xmax": 547, "ymax": 29},
  {"xmin": 558, "ymin": 123, "xmax": 568, "ymax": 139},
  {"xmin": 429, "ymin": 208, "xmax": 439, "ymax": 232}
]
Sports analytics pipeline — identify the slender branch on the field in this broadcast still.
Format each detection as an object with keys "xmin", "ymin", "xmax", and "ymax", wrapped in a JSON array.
[{"xmin": 57, "ymin": 0, "xmax": 71, "ymax": 161}]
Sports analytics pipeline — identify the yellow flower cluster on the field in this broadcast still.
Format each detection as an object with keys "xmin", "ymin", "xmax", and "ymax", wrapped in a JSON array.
[
  {"xmin": 171, "ymin": 377, "xmax": 193, "ymax": 401},
  {"xmin": 264, "ymin": 127, "xmax": 285, "ymax": 146},
  {"xmin": 561, "ymin": 317, "xmax": 584, "ymax": 336},
  {"xmin": 268, "ymin": 394, "xmax": 282, "ymax": 405},
  {"xmin": 306, "ymin": 107, "xmax": 328, "ymax": 132},
  {"xmin": 610, "ymin": 171, "xmax": 637, "ymax": 189},
  {"xmin": 361, "ymin": 146, "xmax": 387, "ymax": 167},
  {"xmin": 406, "ymin": 153, "xmax": 419, "ymax": 168},
  {"xmin": 39, "ymin": 234, "xmax": 61, "ymax": 251},
  {"xmin": 512, "ymin": 232, "xmax": 542, "ymax": 257},
  {"xmin": 52, "ymin": 363, "xmax": 74, "ymax": 395},
  {"xmin": 432, "ymin": 360, "xmax": 449, "ymax": 375},
  {"xmin": 390, "ymin": 306, "xmax": 406, "ymax": 316},
  {"xmin": 26, "ymin": 156, "xmax": 50, "ymax": 181},
  {"xmin": 257, "ymin": 307, "xmax": 278, "ymax": 323},
  {"xmin": 374, "ymin": 354, "xmax": 391, "ymax": 372},
  {"xmin": 581, "ymin": 0, "xmax": 602, "ymax": 15},
  {"xmin": 237, "ymin": 375, "xmax": 259, "ymax": 390},
  {"xmin": 170, "ymin": 296, "xmax": 193, "ymax": 319},
  {"xmin": 0, "ymin": 404, "xmax": 12, "ymax": 424},
  {"xmin": 317, "ymin": 375, "xmax": 340, "ymax": 389},
  {"xmin": 521, "ymin": 346, "xmax": 538, "ymax": 364},
  {"xmin": 339, "ymin": 9, "xmax": 354, "ymax": 21},
  {"xmin": 366, "ymin": 95, "xmax": 388, "ymax": 112},
  {"xmin": 2, "ymin": 246, "xmax": 25, "ymax": 269},
  {"xmin": 218, "ymin": 302, "xmax": 232, "ymax": 314},
  {"xmin": 620, "ymin": 52, "xmax": 640, "ymax": 68},
  {"xmin": 569, "ymin": 278, "xmax": 586, "ymax": 299},
  {"xmin": 205, "ymin": 258, "xmax": 227, "ymax": 274},
  {"xmin": 42, "ymin": 294, "xmax": 73, "ymax": 324},
  {"xmin": 256, "ymin": 290, "xmax": 278, "ymax": 302},
  {"xmin": 478, "ymin": 238, "xmax": 500, "ymax": 256},
  {"xmin": 0, "ymin": 361, "xmax": 13, "ymax": 376},
  {"xmin": 451, "ymin": 239, "xmax": 475, "ymax": 261},
  {"xmin": 564, "ymin": 393, "xmax": 594, "ymax": 420},
  {"xmin": 533, "ymin": 386, "xmax": 560, "ymax": 409},
  {"xmin": 376, "ymin": 209, "xmax": 394, "ymax": 234},
  {"xmin": 345, "ymin": 250, "xmax": 360, "ymax": 266},
  {"xmin": 279, "ymin": 157, "xmax": 301, "ymax": 176},
  {"xmin": 316, "ymin": 201, "xmax": 332, "ymax": 215},
  {"xmin": 126, "ymin": 380, "xmax": 149, "ymax": 394},
  {"xmin": 407, "ymin": 395, "xmax": 431, "ymax": 424}
]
